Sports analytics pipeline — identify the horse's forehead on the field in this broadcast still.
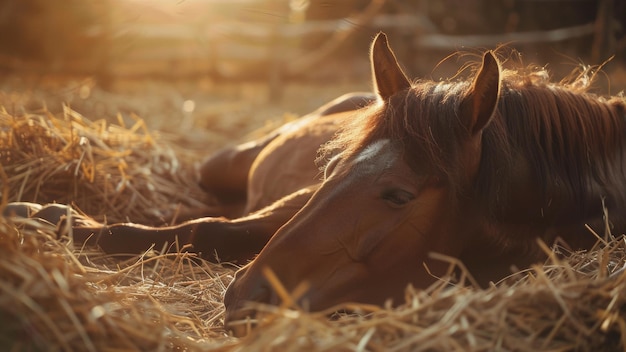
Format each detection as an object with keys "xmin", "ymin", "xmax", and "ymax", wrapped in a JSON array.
[{"xmin": 352, "ymin": 139, "xmax": 398, "ymax": 174}]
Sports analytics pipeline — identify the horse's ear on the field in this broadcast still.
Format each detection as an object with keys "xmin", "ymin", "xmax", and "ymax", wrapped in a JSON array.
[
  {"xmin": 459, "ymin": 51, "xmax": 501, "ymax": 135},
  {"xmin": 371, "ymin": 32, "xmax": 411, "ymax": 101}
]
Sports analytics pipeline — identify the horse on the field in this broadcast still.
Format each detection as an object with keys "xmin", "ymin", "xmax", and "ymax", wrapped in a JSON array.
[
  {"xmin": 6, "ymin": 32, "xmax": 626, "ymax": 337},
  {"xmin": 221, "ymin": 33, "xmax": 626, "ymax": 334}
]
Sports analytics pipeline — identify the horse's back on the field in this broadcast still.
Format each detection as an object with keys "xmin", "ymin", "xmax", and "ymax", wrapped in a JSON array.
[
  {"xmin": 199, "ymin": 92, "xmax": 375, "ymax": 217},
  {"xmin": 244, "ymin": 110, "xmax": 354, "ymax": 214}
]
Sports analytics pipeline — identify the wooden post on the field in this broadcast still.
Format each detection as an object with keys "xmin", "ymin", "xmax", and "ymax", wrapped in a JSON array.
[{"xmin": 592, "ymin": 0, "xmax": 615, "ymax": 63}]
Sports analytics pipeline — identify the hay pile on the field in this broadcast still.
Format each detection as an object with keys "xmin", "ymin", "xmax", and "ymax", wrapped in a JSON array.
[
  {"xmin": 0, "ymin": 107, "xmax": 625, "ymax": 351},
  {"xmin": 0, "ymin": 105, "xmax": 209, "ymax": 224},
  {"xmin": 235, "ymin": 240, "xmax": 626, "ymax": 351},
  {"xmin": 1, "ymin": 211, "xmax": 624, "ymax": 351},
  {"xmin": 0, "ymin": 215, "xmax": 235, "ymax": 350}
]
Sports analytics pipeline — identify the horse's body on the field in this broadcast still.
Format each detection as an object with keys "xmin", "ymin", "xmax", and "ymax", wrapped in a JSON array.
[
  {"xmin": 8, "ymin": 33, "xmax": 626, "ymax": 336},
  {"xmin": 51, "ymin": 92, "xmax": 374, "ymax": 263},
  {"xmin": 197, "ymin": 92, "xmax": 376, "ymax": 218}
]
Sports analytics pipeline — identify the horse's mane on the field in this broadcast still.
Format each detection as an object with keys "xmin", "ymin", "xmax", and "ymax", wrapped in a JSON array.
[{"xmin": 321, "ymin": 58, "xmax": 626, "ymax": 215}]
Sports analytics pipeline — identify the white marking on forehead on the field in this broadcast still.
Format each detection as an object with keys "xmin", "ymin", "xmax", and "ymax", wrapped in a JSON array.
[
  {"xmin": 355, "ymin": 139, "xmax": 390, "ymax": 163},
  {"xmin": 353, "ymin": 139, "xmax": 398, "ymax": 175},
  {"xmin": 323, "ymin": 139, "xmax": 397, "ymax": 197}
]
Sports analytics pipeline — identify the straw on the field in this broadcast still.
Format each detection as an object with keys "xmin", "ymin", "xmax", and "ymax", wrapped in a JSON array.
[{"xmin": 0, "ymin": 105, "xmax": 624, "ymax": 351}]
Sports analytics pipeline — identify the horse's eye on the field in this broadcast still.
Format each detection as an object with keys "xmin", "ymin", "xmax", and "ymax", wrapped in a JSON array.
[{"xmin": 382, "ymin": 189, "xmax": 415, "ymax": 207}]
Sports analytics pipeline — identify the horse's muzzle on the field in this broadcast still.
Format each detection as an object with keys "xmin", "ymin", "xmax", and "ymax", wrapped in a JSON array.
[{"xmin": 223, "ymin": 268, "xmax": 275, "ymax": 337}]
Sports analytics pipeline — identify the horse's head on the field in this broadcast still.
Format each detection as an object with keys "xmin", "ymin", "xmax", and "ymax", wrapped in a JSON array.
[{"xmin": 224, "ymin": 33, "xmax": 502, "ymax": 334}]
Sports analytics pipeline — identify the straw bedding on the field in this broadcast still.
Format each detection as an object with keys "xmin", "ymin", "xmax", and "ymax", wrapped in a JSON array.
[
  {"xmin": 0, "ymin": 105, "xmax": 209, "ymax": 224},
  {"xmin": 0, "ymin": 106, "xmax": 625, "ymax": 351}
]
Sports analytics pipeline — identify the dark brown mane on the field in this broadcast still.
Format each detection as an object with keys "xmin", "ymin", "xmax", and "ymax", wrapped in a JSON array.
[
  {"xmin": 479, "ymin": 75, "xmax": 626, "ymax": 213},
  {"xmin": 323, "ymin": 63, "xmax": 626, "ymax": 214}
]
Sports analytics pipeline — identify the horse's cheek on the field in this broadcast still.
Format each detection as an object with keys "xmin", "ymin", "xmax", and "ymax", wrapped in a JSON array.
[{"xmin": 349, "ymin": 227, "xmax": 387, "ymax": 262}]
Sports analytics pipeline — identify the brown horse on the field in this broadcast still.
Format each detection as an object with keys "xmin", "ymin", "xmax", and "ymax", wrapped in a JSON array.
[
  {"xmin": 7, "ymin": 33, "xmax": 626, "ymax": 336},
  {"xmin": 221, "ymin": 33, "xmax": 626, "ymax": 332}
]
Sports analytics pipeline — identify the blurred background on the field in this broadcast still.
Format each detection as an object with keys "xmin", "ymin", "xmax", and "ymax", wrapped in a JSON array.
[{"xmin": 0, "ymin": 0, "xmax": 624, "ymax": 150}]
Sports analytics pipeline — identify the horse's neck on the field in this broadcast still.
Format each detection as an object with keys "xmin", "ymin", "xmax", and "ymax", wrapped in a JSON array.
[
  {"xmin": 492, "ymin": 94, "xmax": 626, "ymax": 220},
  {"xmin": 460, "ymin": 93, "xmax": 626, "ymax": 282},
  {"xmin": 482, "ymin": 104, "xmax": 626, "ymax": 248}
]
